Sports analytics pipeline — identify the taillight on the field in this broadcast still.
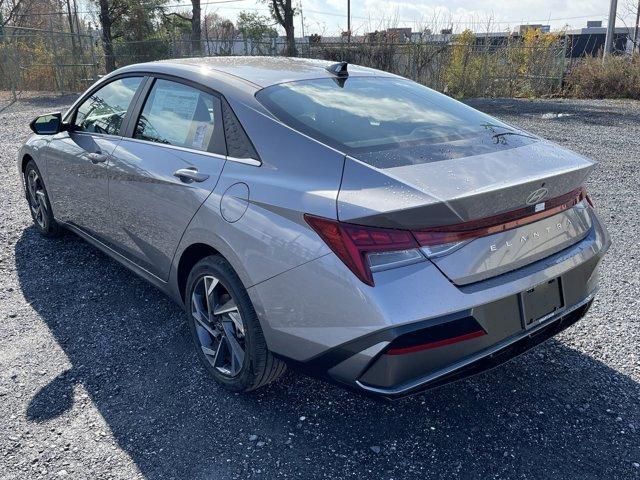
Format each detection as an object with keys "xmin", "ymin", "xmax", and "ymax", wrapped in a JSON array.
[
  {"xmin": 304, "ymin": 214, "xmax": 423, "ymax": 286},
  {"xmin": 305, "ymin": 187, "xmax": 588, "ymax": 286},
  {"xmin": 584, "ymin": 192, "xmax": 595, "ymax": 208}
]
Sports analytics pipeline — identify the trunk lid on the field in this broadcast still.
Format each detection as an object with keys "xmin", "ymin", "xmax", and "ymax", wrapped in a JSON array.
[
  {"xmin": 337, "ymin": 140, "xmax": 595, "ymax": 285},
  {"xmin": 428, "ymin": 204, "xmax": 593, "ymax": 285}
]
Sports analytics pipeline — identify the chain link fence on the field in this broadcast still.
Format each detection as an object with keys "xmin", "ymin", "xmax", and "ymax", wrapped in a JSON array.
[
  {"xmin": 308, "ymin": 40, "xmax": 567, "ymax": 98},
  {"xmin": 0, "ymin": 25, "xmax": 568, "ymax": 108},
  {"xmin": 0, "ymin": 26, "xmax": 99, "ymax": 101}
]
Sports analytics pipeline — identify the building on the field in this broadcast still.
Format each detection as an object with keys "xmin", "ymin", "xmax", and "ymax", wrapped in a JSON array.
[
  {"xmin": 385, "ymin": 28, "xmax": 412, "ymax": 41},
  {"xmin": 565, "ymin": 25, "xmax": 631, "ymax": 57},
  {"xmin": 519, "ymin": 24, "xmax": 551, "ymax": 34},
  {"xmin": 305, "ymin": 20, "xmax": 635, "ymax": 56}
]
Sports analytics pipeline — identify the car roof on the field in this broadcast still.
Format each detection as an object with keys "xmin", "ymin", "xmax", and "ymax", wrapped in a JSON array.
[{"xmin": 144, "ymin": 56, "xmax": 393, "ymax": 88}]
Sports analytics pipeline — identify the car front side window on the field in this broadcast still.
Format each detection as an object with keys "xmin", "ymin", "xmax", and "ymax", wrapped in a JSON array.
[
  {"xmin": 134, "ymin": 79, "xmax": 218, "ymax": 152},
  {"xmin": 74, "ymin": 77, "xmax": 143, "ymax": 136}
]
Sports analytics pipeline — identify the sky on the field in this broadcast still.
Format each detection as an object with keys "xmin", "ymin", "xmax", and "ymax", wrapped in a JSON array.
[{"xmin": 195, "ymin": 0, "xmax": 638, "ymax": 36}]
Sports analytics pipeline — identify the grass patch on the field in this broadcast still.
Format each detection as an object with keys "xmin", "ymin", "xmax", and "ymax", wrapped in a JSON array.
[{"xmin": 566, "ymin": 54, "xmax": 640, "ymax": 100}]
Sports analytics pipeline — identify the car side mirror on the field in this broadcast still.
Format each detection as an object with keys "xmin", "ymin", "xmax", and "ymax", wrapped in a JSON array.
[{"xmin": 29, "ymin": 112, "xmax": 64, "ymax": 135}]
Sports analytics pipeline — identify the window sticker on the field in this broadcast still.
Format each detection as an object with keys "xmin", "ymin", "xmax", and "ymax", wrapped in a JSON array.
[
  {"xmin": 154, "ymin": 87, "xmax": 199, "ymax": 119},
  {"xmin": 149, "ymin": 87, "xmax": 200, "ymax": 145},
  {"xmin": 192, "ymin": 123, "xmax": 208, "ymax": 150}
]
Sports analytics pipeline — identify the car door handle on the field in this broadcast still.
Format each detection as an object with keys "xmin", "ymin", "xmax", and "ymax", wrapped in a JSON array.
[
  {"xmin": 173, "ymin": 168, "xmax": 210, "ymax": 183},
  {"xmin": 87, "ymin": 152, "xmax": 108, "ymax": 164}
]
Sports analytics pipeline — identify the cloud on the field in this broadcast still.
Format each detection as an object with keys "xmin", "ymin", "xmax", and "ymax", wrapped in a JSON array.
[{"xmin": 213, "ymin": 0, "xmax": 636, "ymax": 36}]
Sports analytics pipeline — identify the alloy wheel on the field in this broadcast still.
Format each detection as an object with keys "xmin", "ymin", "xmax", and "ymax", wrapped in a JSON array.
[
  {"xmin": 26, "ymin": 169, "xmax": 48, "ymax": 229},
  {"xmin": 191, "ymin": 275, "xmax": 246, "ymax": 377}
]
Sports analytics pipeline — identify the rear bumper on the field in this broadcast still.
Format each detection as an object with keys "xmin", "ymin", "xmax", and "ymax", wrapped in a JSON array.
[
  {"xmin": 282, "ymin": 255, "xmax": 600, "ymax": 399},
  {"xmin": 354, "ymin": 293, "xmax": 594, "ymax": 399}
]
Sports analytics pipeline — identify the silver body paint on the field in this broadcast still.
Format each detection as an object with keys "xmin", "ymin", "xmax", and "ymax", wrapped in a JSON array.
[{"xmin": 18, "ymin": 57, "xmax": 610, "ymax": 397}]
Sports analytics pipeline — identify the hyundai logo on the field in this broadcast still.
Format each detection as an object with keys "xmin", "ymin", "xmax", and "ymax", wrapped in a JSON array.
[{"xmin": 526, "ymin": 187, "xmax": 549, "ymax": 205}]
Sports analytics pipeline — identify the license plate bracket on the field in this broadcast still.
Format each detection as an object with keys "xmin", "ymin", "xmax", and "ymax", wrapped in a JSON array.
[{"xmin": 519, "ymin": 278, "xmax": 563, "ymax": 329}]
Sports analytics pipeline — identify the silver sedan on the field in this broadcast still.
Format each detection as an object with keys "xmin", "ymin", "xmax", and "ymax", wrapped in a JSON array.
[{"xmin": 18, "ymin": 57, "xmax": 609, "ymax": 398}]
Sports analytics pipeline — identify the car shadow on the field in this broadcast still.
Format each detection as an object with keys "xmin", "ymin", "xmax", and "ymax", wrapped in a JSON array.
[{"xmin": 15, "ymin": 226, "xmax": 640, "ymax": 479}]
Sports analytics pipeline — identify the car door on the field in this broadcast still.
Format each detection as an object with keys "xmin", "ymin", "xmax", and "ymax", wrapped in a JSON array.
[
  {"xmin": 107, "ymin": 77, "xmax": 227, "ymax": 281},
  {"xmin": 45, "ymin": 75, "xmax": 145, "ymax": 241}
]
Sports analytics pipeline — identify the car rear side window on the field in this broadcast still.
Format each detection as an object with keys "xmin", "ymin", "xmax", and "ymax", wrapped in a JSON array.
[
  {"xmin": 256, "ymin": 77, "xmax": 515, "ymax": 155},
  {"xmin": 134, "ymin": 79, "xmax": 218, "ymax": 152},
  {"xmin": 74, "ymin": 76, "xmax": 142, "ymax": 135},
  {"xmin": 221, "ymin": 99, "xmax": 259, "ymax": 160}
]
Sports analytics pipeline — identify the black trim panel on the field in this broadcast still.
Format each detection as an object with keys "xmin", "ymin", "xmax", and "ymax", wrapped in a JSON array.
[{"xmin": 386, "ymin": 316, "xmax": 483, "ymax": 352}]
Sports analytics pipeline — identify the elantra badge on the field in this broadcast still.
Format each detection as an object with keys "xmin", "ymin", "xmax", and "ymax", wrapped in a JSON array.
[{"xmin": 490, "ymin": 219, "xmax": 573, "ymax": 252}]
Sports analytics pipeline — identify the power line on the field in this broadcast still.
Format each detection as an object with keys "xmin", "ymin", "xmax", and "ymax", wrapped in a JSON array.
[
  {"xmin": 12, "ymin": 1, "xmax": 611, "ymax": 27},
  {"xmin": 298, "ymin": 10, "xmax": 611, "ymax": 25},
  {"xmin": 13, "ymin": 0, "xmax": 252, "ymax": 16}
]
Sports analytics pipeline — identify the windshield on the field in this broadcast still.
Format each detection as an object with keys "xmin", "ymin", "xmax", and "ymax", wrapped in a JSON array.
[{"xmin": 256, "ymin": 77, "xmax": 525, "ymax": 155}]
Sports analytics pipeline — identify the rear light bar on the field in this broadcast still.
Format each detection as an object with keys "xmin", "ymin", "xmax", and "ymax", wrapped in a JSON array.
[
  {"xmin": 305, "ymin": 187, "xmax": 588, "ymax": 286},
  {"xmin": 585, "ymin": 193, "xmax": 595, "ymax": 208},
  {"xmin": 413, "ymin": 187, "xmax": 587, "ymax": 246}
]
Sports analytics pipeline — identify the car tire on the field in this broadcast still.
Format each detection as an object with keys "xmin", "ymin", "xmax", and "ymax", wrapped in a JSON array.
[
  {"xmin": 185, "ymin": 255, "xmax": 286, "ymax": 392},
  {"xmin": 24, "ymin": 160, "xmax": 61, "ymax": 237}
]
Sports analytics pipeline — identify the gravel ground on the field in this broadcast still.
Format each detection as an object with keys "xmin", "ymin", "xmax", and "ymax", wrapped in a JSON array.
[{"xmin": 0, "ymin": 95, "xmax": 639, "ymax": 480}]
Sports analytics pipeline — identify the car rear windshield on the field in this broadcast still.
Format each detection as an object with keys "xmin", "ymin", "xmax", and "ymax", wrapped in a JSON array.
[{"xmin": 256, "ymin": 76, "xmax": 517, "ymax": 155}]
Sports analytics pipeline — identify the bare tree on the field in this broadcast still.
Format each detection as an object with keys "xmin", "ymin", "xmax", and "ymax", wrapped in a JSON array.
[
  {"xmin": 621, "ymin": 0, "xmax": 640, "ymax": 51},
  {"xmin": 65, "ymin": 0, "xmax": 77, "ymax": 55},
  {"xmin": 191, "ymin": 0, "xmax": 201, "ymax": 53},
  {"xmin": 95, "ymin": 0, "xmax": 133, "ymax": 72},
  {"xmin": 161, "ymin": 0, "xmax": 202, "ymax": 54},
  {"xmin": 266, "ymin": 0, "xmax": 296, "ymax": 56},
  {"xmin": 635, "ymin": 0, "xmax": 640, "ymax": 52},
  {"xmin": 204, "ymin": 12, "xmax": 235, "ymax": 39},
  {"xmin": 97, "ymin": 0, "xmax": 116, "ymax": 72}
]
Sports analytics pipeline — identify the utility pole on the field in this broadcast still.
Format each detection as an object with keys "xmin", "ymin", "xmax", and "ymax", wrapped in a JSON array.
[
  {"xmin": 634, "ymin": 0, "xmax": 640, "ymax": 53},
  {"xmin": 603, "ymin": 0, "xmax": 618, "ymax": 58},
  {"xmin": 299, "ymin": 0, "xmax": 305, "ymax": 38},
  {"xmin": 347, "ymin": 0, "xmax": 351, "ymax": 42}
]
